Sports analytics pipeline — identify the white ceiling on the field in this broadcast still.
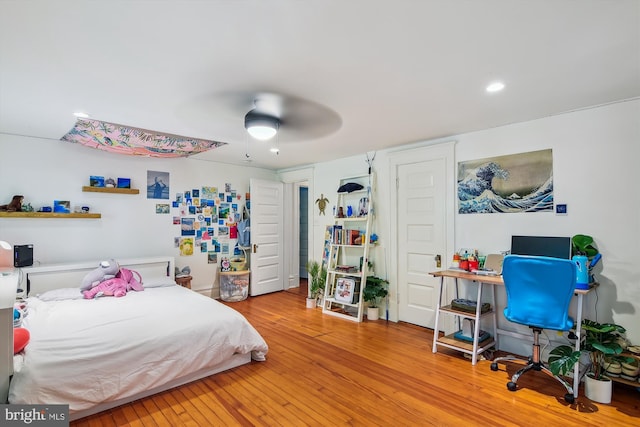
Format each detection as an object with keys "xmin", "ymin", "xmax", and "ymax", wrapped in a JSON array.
[{"xmin": 1, "ymin": 0, "xmax": 639, "ymax": 170}]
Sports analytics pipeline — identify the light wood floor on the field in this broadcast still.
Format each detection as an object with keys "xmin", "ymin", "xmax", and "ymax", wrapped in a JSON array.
[{"xmin": 72, "ymin": 282, "xmax": 639, "ymax": 426}]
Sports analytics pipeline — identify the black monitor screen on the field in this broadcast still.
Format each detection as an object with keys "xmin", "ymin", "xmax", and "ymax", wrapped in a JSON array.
[{"xmin": 511, "ymin": 235, "xmax": 572, "ymax": 260}]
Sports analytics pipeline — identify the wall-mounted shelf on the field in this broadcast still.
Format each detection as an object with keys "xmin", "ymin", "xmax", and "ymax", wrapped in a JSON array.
[
  {"xmin": 82, "ymin": 186, "xmax": 139, "ymax": 194},
  {"xmin": 0, "ymin": 212, "xmax": 101, "ymax": 219}
]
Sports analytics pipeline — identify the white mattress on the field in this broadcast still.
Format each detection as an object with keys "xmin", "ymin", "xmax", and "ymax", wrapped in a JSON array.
[{"xmin": 8, "ymin": 285, "xmax": 268, "ymax": 413}]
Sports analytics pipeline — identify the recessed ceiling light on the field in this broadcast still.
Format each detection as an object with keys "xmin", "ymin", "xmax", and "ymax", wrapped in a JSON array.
[
  {"xmin": 73, "ymin": 112, "xmax": 89, "ymax": 118},
  {"xmin": 486, "ymin": 82, "xmax": 505, "ymax": 93}
]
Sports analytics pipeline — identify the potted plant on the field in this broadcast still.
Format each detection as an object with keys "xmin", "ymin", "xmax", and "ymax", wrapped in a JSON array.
[
  {"xmin": 363, "ymin": 276, "xmax": 388, "ymax": 320},
  {"xmin": 305, "ymin": 260, "xmax": 326, "ymax": 308},
  {"xmin": 549, "ymin": 319, "xmax": 632, "ymax": 403}
]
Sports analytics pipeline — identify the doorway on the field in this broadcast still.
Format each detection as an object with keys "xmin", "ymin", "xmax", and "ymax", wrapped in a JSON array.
[{"xmin": 389, "ymin": 142, "xmax": 455, "ymax": 329}]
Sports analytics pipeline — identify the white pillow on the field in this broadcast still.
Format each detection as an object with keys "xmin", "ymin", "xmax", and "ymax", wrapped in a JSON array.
[
  {"xmin": 143, "ymin": 276, "xmax": 177, "ymax": 288},
  {"xmin": 37, "ymin": 288, "xmax": 84, "ymax": 301}
]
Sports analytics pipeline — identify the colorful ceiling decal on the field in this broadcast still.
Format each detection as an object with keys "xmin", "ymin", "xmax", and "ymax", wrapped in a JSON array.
[{"xmin": 61, "ymin": 118, "xmax": 226, "ymax": 158}]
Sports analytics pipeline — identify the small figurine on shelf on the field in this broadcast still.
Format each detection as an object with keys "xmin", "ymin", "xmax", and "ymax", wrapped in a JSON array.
[
  {"xmin": 105, "ymin": 178, "xmax": 116, "ymax": 188},
  {"xmin": 221, "ymin": 257, "xmax": 231, "ymax": 272},
  {"xmin": 0, "ymin": 195, "xmax": 24, "ymax": 212}
]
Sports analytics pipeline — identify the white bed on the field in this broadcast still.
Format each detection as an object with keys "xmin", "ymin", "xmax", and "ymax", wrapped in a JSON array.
[{"xmin": 6, "ymin": 257, "xmax": 268, "ymax": 420}]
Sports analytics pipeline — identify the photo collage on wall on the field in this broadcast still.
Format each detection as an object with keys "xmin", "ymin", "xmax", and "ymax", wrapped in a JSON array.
[{"xmin": 171, "ymin": 183, "xmax": 248, "ymax": 264}]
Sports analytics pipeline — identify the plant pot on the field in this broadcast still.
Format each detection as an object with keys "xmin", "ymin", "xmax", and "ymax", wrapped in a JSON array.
[
  {"xmin": 367, "ymin": 306, "xmax": 379, "ymax": 321},
  {"xmin": 306, "ymin": 298, "xmax": 316, "ymax": 309},
  {"xmin": 584, "ymin": 373, "xmax": 612, "ymax": 404}
]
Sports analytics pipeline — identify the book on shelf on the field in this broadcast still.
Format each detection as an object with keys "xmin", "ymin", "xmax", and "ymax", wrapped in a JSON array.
[{"xmin": 335, "ymin": 265, "xmax": 359, "ymax": 273}]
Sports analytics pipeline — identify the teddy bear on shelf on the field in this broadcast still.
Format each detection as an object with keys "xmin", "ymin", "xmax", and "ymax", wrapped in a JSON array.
[{"xmin": 0, "ymin": 195, "xmax": 24, "ymax": 212}]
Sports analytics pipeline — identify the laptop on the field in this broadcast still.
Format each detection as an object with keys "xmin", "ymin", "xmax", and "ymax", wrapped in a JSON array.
[{"xmin": 472, "ymin": 253, "xmax": 504, "ymax": 276}]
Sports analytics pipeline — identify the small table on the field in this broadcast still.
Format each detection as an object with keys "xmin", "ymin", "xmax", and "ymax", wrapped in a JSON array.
[{"xmin": 175, "ymin": 275, "xmax": 192, "ymax": 289}]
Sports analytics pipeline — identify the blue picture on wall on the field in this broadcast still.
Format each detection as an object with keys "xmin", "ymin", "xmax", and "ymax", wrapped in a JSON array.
[
  {"xmin": 457, "ymin": 149, "xmax": 553, "ymax": 214},
  {"xmin": 147, "ymin": 170, "xmax": 170, "ymax": 199}
]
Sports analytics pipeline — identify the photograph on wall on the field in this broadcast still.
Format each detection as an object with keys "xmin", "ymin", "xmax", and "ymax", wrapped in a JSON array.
[
  {"xmin": 181, "ymin": 218, "xmax": 195, "ymax": 236},
  {"xmin": 219, "ymin": 203, "xmax": 230, "ymax": 218},
  {"xmin": 202, "ymin": 186, "xmax": 217, "ymax": 199},
  {"xmin": 155, "ymin": 203, "xmax": 170, "ymax": 214},
  {"xmin": 457, "ymin": 149, "xmax": 553, "ymax": 214},
  {"xmin": 207, "ymin": 252, "xmax": 218, "ymax": 264},
  {"xmin": 179, "ymin": 237, "xmax": 194, "ymax": 256},
  {"xmin": 200, "ymin": 242, "xmax": 207, "ymax": 253},
  {"xmin": 147, "ymin": 170, "xmax": 170, "ymax": 199}
]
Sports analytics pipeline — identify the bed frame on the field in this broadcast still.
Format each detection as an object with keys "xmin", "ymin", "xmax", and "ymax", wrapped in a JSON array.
[{"xmin": 4, "ymin": 257, "xmax": 252, "ymax": 421}]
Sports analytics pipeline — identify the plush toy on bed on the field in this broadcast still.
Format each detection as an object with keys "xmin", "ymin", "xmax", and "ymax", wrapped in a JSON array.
[
  {"xmin": 82, "ymin": 268, "xmax": 143, "ymax": 299},
  {"xmin": 80, "ymin": 259, "xmax": 120, "ymax": 291}
]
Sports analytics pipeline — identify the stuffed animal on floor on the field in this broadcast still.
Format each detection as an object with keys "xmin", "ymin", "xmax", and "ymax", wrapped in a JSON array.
[
  {"xmin": 80, "ymin": 259, "xmax": 120, "ymax": 290},
  {"xmin": 82, "ymin": 268, "xmax": 143, "ymax": 299},
  {"xmin": 0, "ymin": 195, "xmax": 24, "ymax": 212}
]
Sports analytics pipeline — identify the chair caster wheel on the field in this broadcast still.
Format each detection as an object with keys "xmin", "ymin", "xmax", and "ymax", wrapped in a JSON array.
[
  {"xmin": 507, "ymin": 381, "xmax": 518, "ymax": 391},
  {"xmin": 490, "ymin": 362, "xmax": 498, "ymax": 371},
  {"xmin": 564, "ymin": 393, "xmax": 575, "ymax": 404}
]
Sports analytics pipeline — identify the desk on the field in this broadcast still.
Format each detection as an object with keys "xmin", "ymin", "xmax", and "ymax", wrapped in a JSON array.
[{"xmin": 430, "ymin": 269, "xmax": 595, "ymax": 398}]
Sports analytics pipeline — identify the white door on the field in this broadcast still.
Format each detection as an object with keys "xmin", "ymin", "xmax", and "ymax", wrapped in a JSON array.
[
  {"xmin": 250, "ymin": 178, "xmax": 284, "ymax": 296},
  {"xmin": 391, "ymin": 143, "xmax": 454, "ymax": 329}
]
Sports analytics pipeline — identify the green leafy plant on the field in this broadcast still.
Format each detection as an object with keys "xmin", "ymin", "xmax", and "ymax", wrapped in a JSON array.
[
  {"xmin": 571, "ymin": 234, "xmax": 599, "ymax": 259},
  {"xmin": 363, "ymin": 276, "xmax": 389, "ymax": 308},
  {"xmin": 305, "ymin": 260, "xmax": 326, "ymax": 300},
  {"xmin": 549, "ymin": 319, "xmax": 632, "ymax": 380}
]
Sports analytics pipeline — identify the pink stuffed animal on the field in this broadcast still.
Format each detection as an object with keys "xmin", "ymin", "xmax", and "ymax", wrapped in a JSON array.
[{"xmin": 83, "ymin": 268, "xmax": 143, "ymax": 299}]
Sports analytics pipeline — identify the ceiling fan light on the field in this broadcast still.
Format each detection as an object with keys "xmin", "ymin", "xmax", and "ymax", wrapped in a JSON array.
[{"xmin": 245, "ymin": 112, "xmax": 279, "ymax": 140}]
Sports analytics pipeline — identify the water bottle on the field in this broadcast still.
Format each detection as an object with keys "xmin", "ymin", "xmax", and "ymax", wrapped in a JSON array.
[{"xmin": 573, "ymin": 255, "xmax": 589, "ymax": 289}]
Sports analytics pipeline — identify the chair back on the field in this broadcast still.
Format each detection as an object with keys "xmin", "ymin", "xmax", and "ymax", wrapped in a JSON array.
[{"xmin": 502, "ymin": 255, "xmax": 576, "ymax": 331}]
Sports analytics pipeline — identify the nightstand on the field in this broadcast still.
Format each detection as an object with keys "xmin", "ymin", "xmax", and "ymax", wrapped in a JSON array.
[{"xmin": 175, "ymin": 275, "xmax": 192, "ymax": 289}]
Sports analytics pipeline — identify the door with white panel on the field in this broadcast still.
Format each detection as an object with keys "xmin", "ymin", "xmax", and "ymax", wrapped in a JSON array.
[{"xmin": 250, "ymin": 178, "xmax": 284, "ymax": 296}]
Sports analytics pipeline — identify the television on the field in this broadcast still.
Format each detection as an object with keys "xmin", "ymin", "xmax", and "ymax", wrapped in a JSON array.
[{"xmin": 510, "ymin": 235, "xmax": 572, "ymax": 260}]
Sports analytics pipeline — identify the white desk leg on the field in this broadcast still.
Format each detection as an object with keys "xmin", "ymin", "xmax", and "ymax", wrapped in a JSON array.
[
  {"xmin": 432, "ymin": 276, "xmax": 444, "ymax": 354},
  {"xmin": 471, "ymin": 282, "xmax": 484, "ymax": 366},
  {"xmin": 573, "ymin": 293, "xmax": 584, "ymax": 398},
  {"xmin": 490, "ymin": 283, "xmax": 498, "ymax": 350}
]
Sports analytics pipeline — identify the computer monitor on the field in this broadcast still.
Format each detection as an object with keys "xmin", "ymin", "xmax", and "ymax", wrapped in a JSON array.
[{"xmin": 510, "ymin": 235, "xmax": 572, "ymax": 260}]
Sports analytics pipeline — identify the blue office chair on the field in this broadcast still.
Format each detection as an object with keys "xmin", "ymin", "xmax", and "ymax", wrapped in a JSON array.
[{"xmin": 490, "ymin": 255, "xmax": 577, "ymax": 403}]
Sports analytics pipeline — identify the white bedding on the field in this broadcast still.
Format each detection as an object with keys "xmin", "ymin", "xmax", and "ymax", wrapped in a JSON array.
[{"xmin": 9, "ymin": 284, "xmax": 268, "ymax": 414}]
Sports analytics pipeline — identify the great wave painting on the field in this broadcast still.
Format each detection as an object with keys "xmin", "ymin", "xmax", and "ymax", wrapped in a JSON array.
[{"xmin": 457, "ymin": 149, "xmax": 553, "ymax": 214}]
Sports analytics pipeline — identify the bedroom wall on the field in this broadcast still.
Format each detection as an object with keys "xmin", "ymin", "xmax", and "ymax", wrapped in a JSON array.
[
  {"xmin": 2, "ymin": 99, "xmax": 638, "ymax": 352},
  {"xmin": 307, "ymin": 99, "xmax": 640, "ymax": 351},
  {"xmin": 0, "ymin": 135, "xmax": 277, "ymax": 296}
]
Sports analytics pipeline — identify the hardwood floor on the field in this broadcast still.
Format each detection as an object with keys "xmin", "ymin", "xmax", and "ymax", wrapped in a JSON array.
[{"xmin": 73, "ymin": 286, "xmax": 639, "ymax": 426}]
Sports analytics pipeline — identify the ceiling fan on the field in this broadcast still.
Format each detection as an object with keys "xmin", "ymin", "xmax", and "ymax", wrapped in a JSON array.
[{"xmin": 184, "ymin": 90, "xmax": 342, "ymax": 144}]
